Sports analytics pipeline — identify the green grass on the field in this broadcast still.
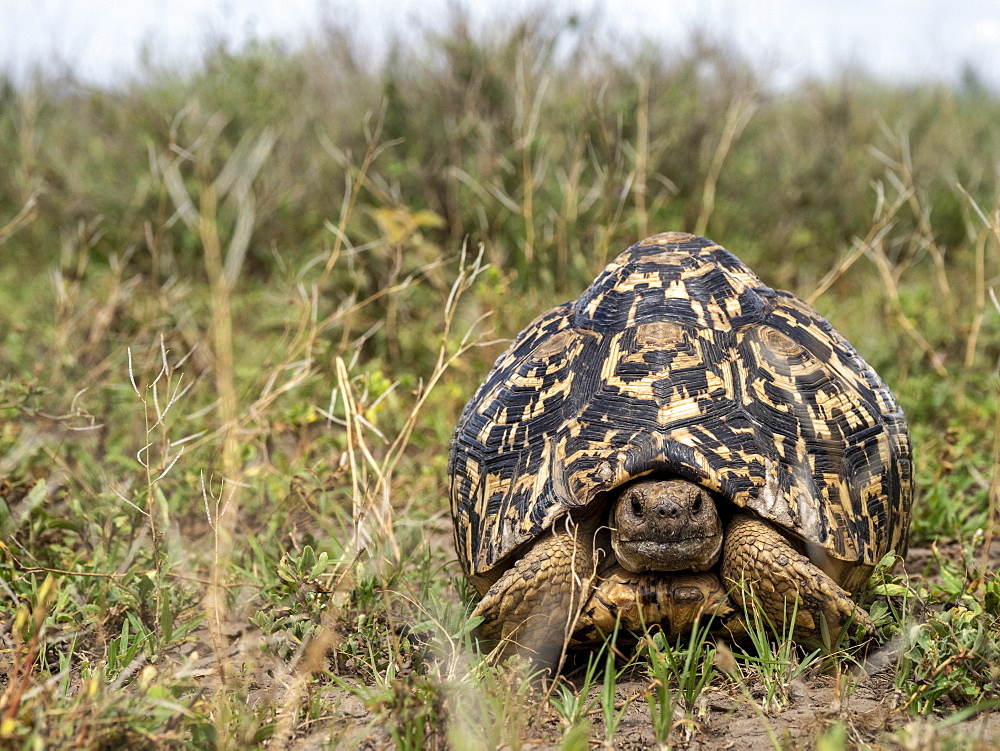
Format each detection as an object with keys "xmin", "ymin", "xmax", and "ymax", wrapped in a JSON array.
[{"xmin": 2, "ymin": 9, "xmax": 1000, "ymax": 749}]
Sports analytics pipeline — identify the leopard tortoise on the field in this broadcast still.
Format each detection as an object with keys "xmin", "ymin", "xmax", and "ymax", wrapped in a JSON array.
[{"xmin": 449, "ymin": 232, "xmax": 911, "ymax": 665}]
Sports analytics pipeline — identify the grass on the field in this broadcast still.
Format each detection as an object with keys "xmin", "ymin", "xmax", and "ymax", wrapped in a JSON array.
[{"xmin": 1, "ymin": 8, "xmax": 1000, "ymax": 749}]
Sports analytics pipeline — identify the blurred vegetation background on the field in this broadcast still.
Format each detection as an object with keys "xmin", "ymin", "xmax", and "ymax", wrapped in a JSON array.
[
  {"xmin": 0, "ymin": 5, "xmax": 1000, "ymax": 568},
  {"xmin": 3, "ymin": 13, "xmax": 998, "ymax": 509},
  {"xmin": 1, "ymin": 10, "xmax": 998, "ymax": 746}
]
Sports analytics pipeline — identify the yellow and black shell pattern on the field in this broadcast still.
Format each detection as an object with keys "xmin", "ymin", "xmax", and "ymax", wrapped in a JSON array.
[{"xmin": 450, "ymin": 233, "xmax": 912, "ymax": 592}]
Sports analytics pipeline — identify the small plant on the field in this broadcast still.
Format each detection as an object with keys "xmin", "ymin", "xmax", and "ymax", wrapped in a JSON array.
[
  {"xmin": 376, "ymin": 671, "xmax": 443, "ymax": 751},
  {"xmin": 644, "ymin": 637, "xmax": 680, "ymax": 749},
  {"xmin": 550, "ymin": 647, "xmax": 605, "ymax": 746},
  {"xmin": 727, "ymin": 577, "xmax": 822, "ymax": 713},
  {"xmin": 894, "ymin": 547, "xmax": 1000, "ymax": 714},
  {"xmin": 599, "ymin": 637, "xmax": 637, "ymax": 749},
  {"xmin": 446, "ymin": 653, "xmax": 536, "ymax": 750},
  {"xmin": 647, "ymin": 618, "xmax": 715, "ymax": 726}
]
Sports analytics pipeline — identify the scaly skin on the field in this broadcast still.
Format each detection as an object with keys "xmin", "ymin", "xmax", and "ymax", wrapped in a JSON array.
[
  {"xmin": 474, "ymin": 486, "xmax": 873, "ymax": 664},
  {"xmin": 572, "ymin": 566, "xmax": 737, "ymax": 646},
  {"xmin": 473, "ymin": 515, "xmax": 600, "ymax": 668},
  {"xmin": 612, "ymin": 479, "xmax": 723, "ymax": 572},
  {"xmin": 476, "ymin": 538, "xmax": 735, "ymax": 661},
  {"xmin": 721, "ymin": 512, "xmax": 874, "ymax": 640},
  {"xmin": 473, "ymin": 503, "xmax": 735, "ymax": 664}
]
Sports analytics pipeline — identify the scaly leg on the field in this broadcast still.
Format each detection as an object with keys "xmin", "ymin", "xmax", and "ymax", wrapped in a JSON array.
[
  {"xmin": 721, "ymin": 513, "xmax": 874, "ymax": 642},
  {"xmin": 473, "ymin": 516, "xmax": 598, "ymax": 669}
]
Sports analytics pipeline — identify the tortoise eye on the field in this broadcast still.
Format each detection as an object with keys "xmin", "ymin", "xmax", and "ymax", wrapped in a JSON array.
[
  {"xmin": 692, "ymin": 493, "xmax": 703, "ymax": 514},
  {"xmin": 630, "ymin": 493, "xmax": 643, "ymax": 517}
]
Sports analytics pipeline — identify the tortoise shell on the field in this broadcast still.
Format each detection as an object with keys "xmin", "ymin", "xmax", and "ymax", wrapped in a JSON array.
[{"xmin": 450, "ymin": 233, "xmax": 912, "ymax": 593}]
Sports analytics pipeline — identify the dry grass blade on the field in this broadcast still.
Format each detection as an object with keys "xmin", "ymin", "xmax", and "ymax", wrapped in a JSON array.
[
  {"xmin": 964, "ymin": 196, "xmax": 1000, "ymax": 581},
  {"xmin": 807, "ymin": 179, "xmax": 910, "ymax": 304},
  {"xmin": 316, "ymin": 102, "xmax": 394, "ymax": 290},
  {"xmin": 634, "ymin": 76, "xmax": 650, "ymax": 240},
  {"xmin": 864, "ymin": 234, "xmax": 949, "ymax": 378},
  {"xmin": 694, "ymin": 87, "xmax": 757, "ymax": 237},
  {"xmin": 954, "ymin": 183, "xmax": 998, "ymax": 369},
  {"xmin": 0, "ymin": 190, "xmax": 39, "ymax": 245},
  {"xmin": 898, "ymin": 132, "xmax": 961, "ymax": 331}
]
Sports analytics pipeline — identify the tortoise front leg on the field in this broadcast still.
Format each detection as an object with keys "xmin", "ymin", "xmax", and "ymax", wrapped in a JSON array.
[
  {"xmin": 721, "ymin": 513, "xmax": 874, "ymax": 642},
  {"xmin": 572, "ymin": 566, "xmax": 737, "ymax": 645},
  {"xmin": 473, "ymin": 516, "xmax": 598, "ymax": 668}
]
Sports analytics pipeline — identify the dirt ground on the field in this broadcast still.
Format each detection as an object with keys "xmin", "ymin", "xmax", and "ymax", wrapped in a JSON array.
[
  {"xmin": 305, "ymin": 653, "xmax": 1000, "ymax": 750},
  {"xmin": 287, "ymin": 536, "xmax": 1000, "ymax": 750}
]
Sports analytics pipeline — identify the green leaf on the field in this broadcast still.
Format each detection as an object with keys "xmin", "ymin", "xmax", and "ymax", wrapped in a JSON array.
[
  {"xmin": 871, "ymin": 582, "xmax": 910, "ymax": 598},
  {"xmin": 310, "ymin": 551, "xmax": 330, "ymax": 578},
  {"xmin": 137, "ymin": 573, "xmax": 155, "ymax": 603},
  {"xmin": 939, "ymin": 565, "xmax": 965, "ymax": 597},
  {"xmin": 299, "ymin": 545, "xmax": 316, "ymax": 575}
]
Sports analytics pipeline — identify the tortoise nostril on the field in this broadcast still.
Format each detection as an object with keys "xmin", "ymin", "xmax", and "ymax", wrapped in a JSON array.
[{"xmin": 657, "ymin": 502, "xmax": 680, "ymax": 518}]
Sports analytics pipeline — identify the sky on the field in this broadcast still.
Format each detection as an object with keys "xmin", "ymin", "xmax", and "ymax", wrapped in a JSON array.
[{"xmin": 3, "ymin": 0, "xmax": 1000, "ymax": 91}]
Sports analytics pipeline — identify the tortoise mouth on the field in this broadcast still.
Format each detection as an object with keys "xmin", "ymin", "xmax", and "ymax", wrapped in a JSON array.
[
  {"xmin": 614, "ymin": 536, "xmax": 723, "ymax": 574},
  {"xmin": 616, "ymin": 533, "xmax": 719, "ymax": 544}
]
